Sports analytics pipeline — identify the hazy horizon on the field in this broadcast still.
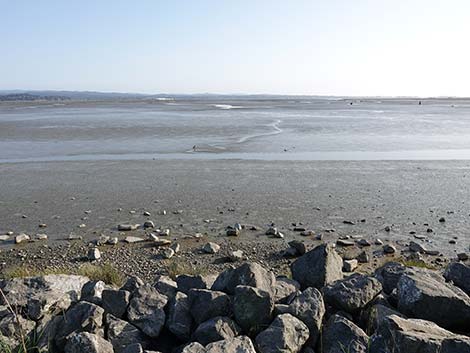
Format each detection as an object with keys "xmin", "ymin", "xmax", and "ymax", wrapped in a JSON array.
[{"xmin": 2, "ymin": 1, "xmax": 469, "ymax": 96}]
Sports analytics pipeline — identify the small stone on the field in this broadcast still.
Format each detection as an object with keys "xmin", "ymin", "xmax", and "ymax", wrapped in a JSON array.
[
  {"xmin": 143, "ymin": 211, "xmax": 151, "ymax": 216},
  {"xmin": 203, "ymin": 242, "xmax": 220, "ymax": 254},
  {"xmin": 78, "ymin": 224, "xmax": 86, "ymax": 228},
  {"xmin": 449, "ymin": 239, "xmax": 457, "ymax": 244},
  {"xmin": 457, "ymin": 253, "xmax": 469, "ymax": 261},
  {"xmin": 439, "ymin": 217, "xmax": 446, "ymax": 223},
  {"xmin": 88, "ymin": 248, "xmax": 101, "ymax": 261},
  {"xmin": 157, "ymin": 229, "xmax": 170, "ymax": 236},
  {"xmin": 343, "ymin": 259, "xmax": 358, "ymax": 272},
  {"xmin": 265, "ymin": 227, "xmax": 278, "ymax": 236},
  {"xmin": 118, "ymin": 224, "xmax": 139, "ymax": 231},
  {"xmin": 300, "ymin": 230, "xmax": 315, "ymax": 236},
  {"xmin": 229, "ymin": 250, "xmax": 244, "ymax": 262},
  {"xmin": 154, "ymin": 239, "xmax": 171, "ymax": 246},
  {"xmin": 383, "ymin": 244, "xmax": 396, "ymax": 254},
  {"xmin": 288, "ymin": 240, "xmax": 306, "ymax": 255},
  {"xmin": 0, "ymin": 235, "xmax": 9, "ymax": 241},
  {"xmin": 234, "ymin": 223, "xmax": 243, "ymax": 231},
  {"xmin": 375, "ymin": 238, "xmax": 384, "ymax": 245},
  {"xmin": 107, "ymin": 237, "xmax": 118, "ymax": 245},
  {"xmin": 384, "ymin": 226, "xmax": 391, "ymax": 232},
  {"xmin": 357, "ymin": 251, "xmax": 370, "ymax": 263},
  {"xmin": 170, "ymin": 242, "xmax": 181, "ymax": 253},
  {"xmin": 124, "ymin": 236, "xmax": 145, "ymax": 243},
  {"xmin": 161, "ymin": 210, "xmax": 167, "ymax": 215},
  {"xmin": 226, "ymin": 228, "xmax": 240, "ymax": 237},
  {"xmin": 143, "ymin": 221, "xmax": 155, "ymax": 228},
  {"xmin": 293, "ymin": 227, "xmax": 306, "ymax": 232},
  {"xmin": 414, "ymin": 234, "xmax": 427, "ymax": 240},
  {"xmin": 39, "ymin": 223, "xmax": 47, "ymax": 228},
  {"xmin": 35, "ymin": 233, "xmax": 48, "ymax": 241},
  {"xmin": 161, "ymin": 248, "xmax": 175, "ymax": 259},
  {"xmin": 343, "ymin": 220, "xmax": 355, "ymax": 225},
  {"xmin": 409, "ymin": 241, "xmax": 426, "ymax": 253},
  {"xmin": 337, "ymin": 239, "xmax": 355, "ymax": 246},
  {"xmin": 15, "ymin": 233, "xmax": 30, "ymax": 244},
  {"xmin": 427, "ymin": 228, "xmax": 433, "ymax": 233}
]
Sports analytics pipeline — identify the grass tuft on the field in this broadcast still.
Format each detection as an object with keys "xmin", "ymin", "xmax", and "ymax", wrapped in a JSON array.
[{"xmin": 165, "ymin": 260, "xmax": 208, "ymax": 280}]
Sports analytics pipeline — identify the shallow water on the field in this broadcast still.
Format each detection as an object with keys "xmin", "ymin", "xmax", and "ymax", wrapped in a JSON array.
[{"xmin": 1, "ymin": 97, "xmax": 470, "ymax": 162}]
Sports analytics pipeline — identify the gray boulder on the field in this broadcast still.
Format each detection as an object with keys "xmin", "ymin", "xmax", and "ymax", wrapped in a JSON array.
[
  {"xmin": 127, "ymin": 284, "xmax": 168, "ymax": 337},
  {"xmin": 0, "ymin": 312, "xmax": 36, "ymax": 350},
  {"xmin": 81, "ymin": 280, "xmax": 106, "ymax": 305},
  {"xmin": 323, "ymin": 273, "xmax": 382, "ymax": 313},
  {"xmin": 285, "ymin": 287, "xmax": 325, "ymax": 346},
  {"xmin": 154, "ymin": 275, "xmax": 178, "ymax": 298},
  {"xmin": 54, "ymin": 301, "xmax": 104, "ymax": 347},
  {"xmin": 65, "ymin": 332, "xmax": 114, "ymax": 353},
  {"xmin": 255, "ymin": 313, "xmax": 309, "ymax": 353},
  {"xmin": 291, "ymin": 243, "xmax": 343, "ymax": 289},
  {"xmin": 397, "ymin": 267, "xmax": 470, "ymax": 330},
  {"xmin": 102, "ymin": 289, "xmax": 131, "ymax": 318},
  {"xmin": 177, "ymin": 274, "xmax": 216, "ymax": 294},
  {"xmin": 189, "ymin": 289, "xmax": 231, "ymax": 324},
  {"xmin": 273, "ymin": 277, "xmax": 300, "ymax": 304},
  {"xmin": 233, "ymin": 285, "xmax": 274, "ymax": 334},
  {"xmin": 444, "ymin": 262, "xmax": 470, "ymax": 295},
  {"xmin": 106, "ymin": 314, "xmax": 147, "ymax": 353},
  {"xmin": 166, "ymin": 291, "xmax": 193, "ymax": 341},
  {"xmin": 374, "ymin": 262, "xmax": 405, "ymax": 295},
  {"xmin": 322, "ymin": 314, "xmax": 369, "ymax": 353},
  {"xmin": 370, "ymin": 314, "xmax": 470, "ymax": 353},
  {"xmin": 179, "ymin": 342, "xmax": 206, "ymax": 353},
  {"xmin": 206, "ymin": 336, "xmax": 257, "ymax": 353},
  {"xmin": 211, "ymin": 263, "xmax": 276, "ymax": 295},
  {"xmin": 193, "ymin": 316, "xmax": 240, "ymax": 346},
  {"xmin": 121, "ymin": 276, "xmax": 145, "ymax": 293}
]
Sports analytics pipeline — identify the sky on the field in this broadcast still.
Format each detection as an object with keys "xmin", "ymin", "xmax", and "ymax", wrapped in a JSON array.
[{"xmin": 1, "ymin": 0, "xmax": 470, "ymax": 96}]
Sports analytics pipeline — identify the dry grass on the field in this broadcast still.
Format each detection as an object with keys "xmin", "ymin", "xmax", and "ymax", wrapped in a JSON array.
[{"xmin": 165, "ymin": 260, "xmax": 208, "ymax": 280}]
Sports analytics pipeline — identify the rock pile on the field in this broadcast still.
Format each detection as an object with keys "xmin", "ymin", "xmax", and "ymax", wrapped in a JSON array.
[{"xmin": 1, "ymin": 244, "xmax": 470, "ymax": 353}]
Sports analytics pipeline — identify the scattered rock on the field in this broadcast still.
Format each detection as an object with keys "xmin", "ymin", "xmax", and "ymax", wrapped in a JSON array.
[
  {"xmin": 383, "ymin": 244, "xmax": 396, "ymax": 254},
  {"xmin": 65, "ymin": 332, "xmax": 114, "ymax": 353},
  {"xmin": 291, "ymin": 243, "xmax": 343, "ymax": 289},
  {"xmin": 124, "ymin": 236, "xmax": 145, "ymax": 243},
  {"xmin": 343, "ymin": 259, "xmax": 358, "ymax": 272},
  {"xmin": 102, "ymin": 289, "xmax": 131, "ymax": 318},
  {"xmin": 203, "ymin": 242, "xmax": 220, "ymax": 254},
  {"xmin": 229, "ymin": 250, "xmax": 244, "ymax": 262},
  {"xmin": 322, "ymin": 314, "xmax": 369, "ymax": 353},
  {"xmin": 87, "ymin": 247, "xmax": 101, "ymax": 261},
  {"xmin": 118, "ymin": 224, "xmax": 139, "ymax": 231},
  {"xmin": 166, "ymin": 291, "xmax": 192, "ymax": 341},
  {"xmin": 161, "ymin": 247, "xmax": 175, "ymax": 259},
  {"xmin": 189, "ymin": 289, "xmax": 231, "ymax": 324},
  {"xmin": 15, "ymin": 233, "xmax": 30, "ymax": 244},
  {"xmin": 233, "ymin": 285, "xmax": 274, "ymax": 334},
  {"xmin": 143, "ymin": 221, "xmax": 155, "ymax": 228},
  {"xmin": 193, "ymin": 316, "xmax": 240, "ymax": 346},
  {"xmin": 444, "ymin": 262, "xmax": 470, "ymax": 295}
]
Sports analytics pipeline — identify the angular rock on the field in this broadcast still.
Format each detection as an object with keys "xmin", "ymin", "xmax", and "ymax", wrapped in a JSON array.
[
  {"xmin": 125, "ymin": 236, "xmax": 145, "ymax": 243},
  {"xmin": 118, "ymin": 224, "xmax": 139, "ymax": 231},
  {"xmin": 166, "ymin": 291, "xmax": 193, "ymax": 341},
  {"xmin": 154, "ymin": 275, "xmax": 178, "ymax": 298},
  {"xmin": 371, "ymin": 314, "xmax": 470, "ymax": 353},
  {"xmin": 233, "ymin": 285, "xmax": 274, "ymax": 334},
  {"xmin": 189, "ymin": 289, "xmax": 231, "ymax": 324},
  {"xmin": 397, "ymin": 267, "xmax": 470, "ymax": 330},
  {"xmin": 193, "ymin": 316, "xmax": 240, "ymax": 346},
  {"xmin": 323, "ymin": 273, "xmax": 382, "ymax": 313},
  {"xmin": 211, "ymin": 262, "xmax": 276, "ymax": 295},
  {"xmin": 343, "ymin": 259, "xmax": 358, "ymax": 272},
  {"xmin": 15, "ymin": 233, "xmax": 30, "ymax": 244},
  {"xmin": 121, "ymin": 276, "xmax": 144, "ymax": 293},
  {"xmin": 383, "ymin": 244, "xmax": 396, "ymax": 254},
  {"xmin": 180, "ymin": 342, "xmax": 206, "ymax": 353},
  {"xmin": 177, "ymin": 274, "xmax": 216, "ymax": 294},
  {"xmin": 255, "ymin": 314, "xmax": 309, "ymax": 353},
  {"xmin": 206, "ymin": 335, "xmax": 256, "ymax": 353},
  {"xmin": 291, "ymin": 243, "xmax": 343, "ymax": 289},
  {"xmin": 106, "ymin": 314, "xmax": 147, "ymax": 353},
  {"xmin": 65, "ymin": 332, "xmax": 114, "ymax": 353},
  {"xmin": 444, "ymin": 262, "xmax": 470, "ymax": 295},
  {"xmin": 288, "ymin": 240, "xmax": 307, "ymax": 255},
  {"xmin": 285, "ymin": 287, "xmax": 325, "ymax": 346},
  {"xmin": 203, "ymin": 242, "xmax": 220, "ymax": 254},
  {"xmin": 322, "ymin": 314, "xmax": 369, "ymax": 353},
  {"xmin": 127, "ymin": 285, "xmax": 168, "ymax": 337},
  {"xmin": 273, "ymin": 277, "xmax": 300, "ymax": 304},
  {"xmin": 81, "ymin": 280, "xmax": 106, "ymax": 305},
  {"xmin": 88, "ymin": 247, "xmax": 101, "ymax": 261},
  {"xmin": 102, "ymin": 289, "xmax": 131, "ymax": 318},
  {"xmin": 54, "ymin": 301, "xmax": 105, "ymax": 347},
  {"xmin": 374, "ymin": 262, "xmax": 405, "ymax": 295}
]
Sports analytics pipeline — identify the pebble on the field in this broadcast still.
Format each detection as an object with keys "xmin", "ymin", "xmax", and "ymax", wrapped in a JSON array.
[
  {"xmin": 288, "ymin": 240, "xmax": 306, "ymax": 255},
  {"xmin": 143, "ymin": 211, "xmax": 151, "ymax": 216},
  {"xmin": 68, "ymin": 234, "xmax": 83, "ymax": 240},
  {"xmin": 414, "ymin": 234, "xmax": 427, "ymax": 240},
  {"xmin": 383, "ymin": 244, "xmax": 396, "ymax": 254},
  {"xmin": 88, "ymin": 247, "xmax": 101, "ymax": 261},
  {"xmin": 161, "ymin": 210, "xmax": 167, "ymax": 215},
  {"xmin": 234, "ymin": 223, "xmax": 242, "ymax": 231},
  {"xmin": 78, "ymin": 224, "xmax": 86, "ymax": 228},
  {"xmin": 170, "ymin": 243, "xmax": 181, "ymax": 253},
  {"xmin": 375, "ymin": 239, "xmax": 384, "ymax": 245},
  {"xmin": 409, "ymin": 241, "xmax": 426, "ymax": 253},
  {"xmin": 154, "ymin": 239, "xmax": 171, "ymax": 246},
  {"xmin": 202, "ymin": 242, "xmax": 220, "ymax": 254},
  {"xmin": 124, "ymin": 236, "xmax": 145, "ymax": 243},
  {"xmin": 449, "ymin": 239, "xmax": 457, "ymax": 244},
  {"xmin": 439, "ymin": 217, "xmax": 446, "ymax": 223},
  {"xmin": 457, "ymin": 253, "xmax": 469, "ymax": 261},
  {"xmin": 300, "ymin": 230, "xmax": 315, "ymax": 237},
  {"xmin": 118, "ymin": 224, "xmax": 139, "ymax": 231},
  {"xmin": 226, "ymin": 228, "xmax": 240, "ymax": 237},
  {"xmin": 107, "ymin": 237, "xmax": 118, "ymax": 245},
  {"xmin": 357, "ymin": 251, "xmax": 370, "ymax": 263},
  {"xmin": 161, "ymin": 248, "xmax": 175, "ymax": 259},
  {"xmin": 143, "ymin": 221, "xmax": 155, "ymax": 229},
  {"xmin": 15, "ymin": 233, "xmax": 31, "ymax": 244},
  {"xmin": 343, "ymin": 259, "xmax": 358, "ymax": 272},
  {"xmin": 384, "ymin": 226, "xmax": 391, "ymax": 232},
  {"xmin": 229, "ymin": 250, "xmax": 244, "ymax": 262},
  {"xmin": 357, "ymin": 239, "xmax": 371, "ymax": 246},
  {"xmin": 35, "ymin": 234, "xmax": 48, "ymax": 241},
  {"xmin": 336, "ymin": 239, "xmax": 355, "ymax": 247},
  {"xmin": 0, "ymin": 235, "xmax": 10, "ymax": 241},
  {"xmin": 39, "ymin": 223, "xmax": 47, "ymax": 228},
  {"xmin": 293, "ymin": 227, "xmax": 306, "ymax": 232},
  {"xmin": 343, "ymin": 220, "xmax": 355, "ymax": 225}
]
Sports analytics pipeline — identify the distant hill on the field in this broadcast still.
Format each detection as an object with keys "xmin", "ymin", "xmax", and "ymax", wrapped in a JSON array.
[
  {"xmin": 0, "ymin": 90, "xmax": 149, "ymax": 101},
  {"xmin": 0, "ymin": 93, "xmax": 71, "ymax": 101}
]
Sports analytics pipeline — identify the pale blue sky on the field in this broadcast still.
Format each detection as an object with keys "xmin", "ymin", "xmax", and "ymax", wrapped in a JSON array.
[{"xmin": 1, "ymin": 0, "xmax": 469, "ymax": 96}]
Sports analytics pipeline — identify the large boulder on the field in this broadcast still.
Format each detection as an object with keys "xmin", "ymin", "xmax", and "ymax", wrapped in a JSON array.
[
  {"xmin": 65, "ymin": 332, "xmax": 114, "ymax": 353},
  {"xmin": 290, "ymin": 244, "xmax": 343, "ymax": 289},
  {"xmin": 166, "ymin": 291, "xmax": 193, "ymax": 341},
  {"xmin": 255, "ymin": 313, "xmax": 309, "ymax": 353},
  {"xmin": 177, "ymin": 275, "xmax": 217, "ymax": 294},
  {"xmin": 54, "ymin": 301, "xmax": 104, "ymax": 347},
  {"xmin": 285, "ymin": 287, "xmax": 325, "ymax": 346},
  {"xmin": 0, "ymin": 312, "xmax": 36, "ymax": 350},
  {"xmin": 106, "ymin": 314, "xmax": 147, "ymax": 353},
  {"xmin": 154, "ymin": 275, "xmax": 178, "ymax": 299},
  {"xmin": 179, "ymin": 342, "xmax": 206, "ymax": 353},
  {"xmin": 322, "ymin": 314, "xmax": 369, "ymax": 353},
  {"xmin": 189, "ymin": 289, "xmax": 231, "ymax": 324},
  {"xmin": 81, "ymin": 280, "xmax": 106, "ymax": 305},
  {"xmin": 370, "ymin": 314, "xmax": 470, "ymax": 353},
  {"xmin": 127, "ymin": 285, "xmax": 168, "ymax": 338},
  {"xmin": 374, "ymin": 262, "xmax": 405, "ymax": 295},
  {"xmin": 211, "ymin": 263, "xmax": 276, "ymax": 295},
  {"xmin": 206, "ymin": 335, "xmax": 257, "ymax": 353},
  {"xmin": 233, "ymin": 285, "xmax": 274, "ymax": 335},
  {"xmin": 193, "ymin": 316, "xmax": 240, "ymax": 346},
  {"xmin": 444, "ymin": 262, "xmax": 470, "ymax": 295},
  {"xmin": 102, "ymin": 289, "xmax": 131, "ymax": 318},
  {"xmin": 397, "ymin": 267, "xmax": 470, "ymax": 330},
  {"xmin": 0, "ymin": 275, "xmax": 89, "ymax": 320},
  {"xmin": 323, "ymin": 273, "xmax": 382, "ymax": 313},
  {"xmin": 273, "ymin": 277, "xmax": 300, "ymax": 304}
]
